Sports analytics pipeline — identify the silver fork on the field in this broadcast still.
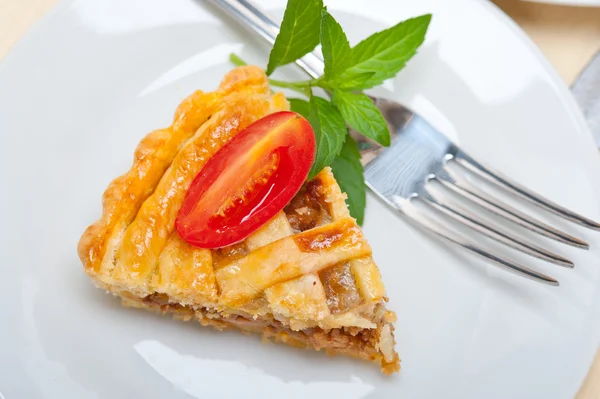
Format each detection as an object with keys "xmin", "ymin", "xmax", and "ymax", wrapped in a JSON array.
[{"xmin": 211, "ymin": 0, "xmax": 600, "ymax": 286}]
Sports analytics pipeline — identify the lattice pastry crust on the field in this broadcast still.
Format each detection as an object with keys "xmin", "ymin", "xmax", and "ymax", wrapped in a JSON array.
[{"xmin": 78, "ymin": 66, "xmax": 400, "ymax": 374}]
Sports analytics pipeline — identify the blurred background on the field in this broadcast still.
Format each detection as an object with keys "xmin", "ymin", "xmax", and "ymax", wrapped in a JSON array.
[{"xmin": 493, "ymin": 0, "xmax": 600, "ymax": 85}]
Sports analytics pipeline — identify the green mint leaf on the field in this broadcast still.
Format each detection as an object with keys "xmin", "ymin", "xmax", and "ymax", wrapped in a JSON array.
[
  {"xmin": 331, "ymin": 136, "xmax": 366, "ymax": 225},
  {"xmin": 288, "ymin": 98, "xmax": 311, "ymax": 118},
  {"xmin": 317, "ymin": 72, "xmax": 375, "ymax": 91},
  {"xmin": 320, "ymin": 8, "xmax": 351, "ymax": 79},
  {"xmin": 334, "ymin": 14, "xmax": 431, "ymax": 89},
  {"xmin": 307, "ymin": 96, "xmax": 347, "ymax": 180},
  {"xmin": 332, "ymin": 90, "xmax": 390, "ymax": 146},
  {"xmin": 266, "ymin": 0, "xmax": 323, "ymax": 75},
  {"xmin": 333, "ymin": 72, "xmax": 375, "ymax": 90}
]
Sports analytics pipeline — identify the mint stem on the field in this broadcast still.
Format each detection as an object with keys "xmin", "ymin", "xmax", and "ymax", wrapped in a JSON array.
[
  {"xmin": 230, "ymin": 53, "xmax": 313, "ymax": 98},
  {"xmin": 229, "ymin": 53, "xmax": 247, "ymax": 67},
  {"xmin": 268, "ymin": 79, "xmax": 313, "ymax": 97},
  {"xmin": 270, "ymin": 76, "xmax": 327, "ymax": 98},
  {"xmin": 268, "ymin": 79, "xmax": 312, "ymax": 88}
]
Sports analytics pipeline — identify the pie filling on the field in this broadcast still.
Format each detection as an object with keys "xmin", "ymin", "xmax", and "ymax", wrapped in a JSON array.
[{"xmin": 132, "ymin": 292, "xmax": 399, "ymax": 375}]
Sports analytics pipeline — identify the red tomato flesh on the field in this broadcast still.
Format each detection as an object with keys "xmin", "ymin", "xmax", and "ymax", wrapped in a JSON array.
[{"xmin": 176, "ymin": 111, "xmax": 316, "ymax": 248}]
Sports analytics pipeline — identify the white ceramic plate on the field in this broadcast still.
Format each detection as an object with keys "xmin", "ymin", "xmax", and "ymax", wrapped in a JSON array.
[{"xmin": 2, "ymin": 0, "xmax": 600, "ymax": 398}]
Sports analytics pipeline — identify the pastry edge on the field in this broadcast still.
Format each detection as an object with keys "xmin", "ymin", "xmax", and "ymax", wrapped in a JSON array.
[{"xmin": 119, "ymin": 291, "xmax": 401, "ymax": 375}]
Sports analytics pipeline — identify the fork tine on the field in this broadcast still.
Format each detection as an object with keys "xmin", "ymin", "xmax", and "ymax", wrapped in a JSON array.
[
  {"xmin": 435, "ymin": 172, "xmax": 589, "ymax": 249},
  {"xmin": 454, "ymin": 153, "xmax": 600, "ymax": 230},
  {"xmin": 396, "ymin": 197, "xmax": 559, "ymax": 286},
  {"xmin": 421, "ymin": 189, "xmax": 574, "ymax": 268}
]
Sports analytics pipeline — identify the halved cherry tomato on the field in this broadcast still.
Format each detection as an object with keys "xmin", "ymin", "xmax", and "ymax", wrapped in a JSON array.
[{"xmin": 176, "ymin": 111, "xmax": 316, "ymax": 248}]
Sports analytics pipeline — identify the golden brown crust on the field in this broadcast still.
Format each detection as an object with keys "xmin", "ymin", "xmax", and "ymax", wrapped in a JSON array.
[
  {"xmin": 78, "ymin": 91, "xmax": 214, "ymax": 276},
  {"xmin": 112, "ymin": 91, "xmax": 279, "ymax": 293},
  {"xmin": 215, "ymin": 217, "xmax": 372, "ymax": 308},
  {"xmin": 155, "ymin": 234, "xmax": 218, "ymax": 306},
  {"xmin": 78, "ymin": 66, "xmax": 399, "ymax": 374},
  {"xmin": 78, "ymin": 66, "xmax": 276, "ymax": 281}
]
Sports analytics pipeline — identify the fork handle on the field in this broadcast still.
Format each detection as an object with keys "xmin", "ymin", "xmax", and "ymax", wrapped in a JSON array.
[{"xmin": 210, "ymin": 0, "xmax": 324, "ymax": 79}]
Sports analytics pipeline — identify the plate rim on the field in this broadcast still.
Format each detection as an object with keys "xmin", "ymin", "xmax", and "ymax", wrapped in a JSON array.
[{"xmin": 482, "ymin": 0, "xmax": 595, "ymax": 144}]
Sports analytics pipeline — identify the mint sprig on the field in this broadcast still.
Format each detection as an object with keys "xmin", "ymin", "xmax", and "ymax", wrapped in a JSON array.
[
  {"xmin": 320, "ymin": 7, "xmax": 351, "ymax": 80},
  {"xmin": 332, "ymin": 90, "xmax": 390, "ymax": 146},
  {"xmin": 307, "ymin": 96, "xmax": 347, "ymax": 180},
  {"xmin": 232, "ymin": 2, "xmax": 431, "ymax": 223},
  {"xmin": 266, "ymin": 0, "xmax": 323, "ymax": 75},
  {"xmin": 331, "ymin": 136, "xmax": 366, "ymax": 225},
  {"xmin": 332, "ymin": 15, "xmax": 432, "ymax": 90},
  {"xmin": 288, "ymin": 98, "xmax": 311, "ymax": 119}
]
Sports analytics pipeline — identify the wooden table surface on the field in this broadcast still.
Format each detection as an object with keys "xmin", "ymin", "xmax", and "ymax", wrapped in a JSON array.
[{"xmin": 2, "ymin": 0, "xmax": 600, "ymax": 397}]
